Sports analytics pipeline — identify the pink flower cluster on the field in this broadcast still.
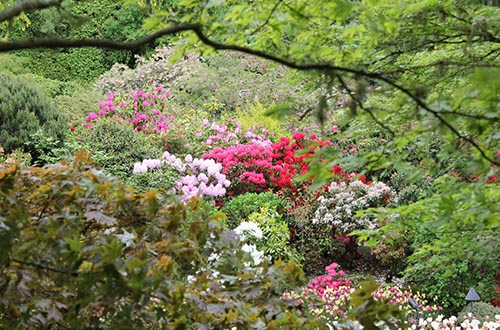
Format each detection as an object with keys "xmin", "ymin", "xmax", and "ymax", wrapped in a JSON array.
[
  {"xmin": 302, "ymin": 263, "xmax": 443, "ymax": 322},
  {"xmin": 203, "ymin": 142, "xmax": 277, "ymax": 193},
  {"xmin": 84, "ymin": 87, "xmax": 175, "ymax": 133}
]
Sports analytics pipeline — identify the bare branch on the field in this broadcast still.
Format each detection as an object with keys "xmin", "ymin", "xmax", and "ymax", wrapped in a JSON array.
[
  {"xmin": 0, "ymin": 23, "xmax": 200, "ymax": 51},
  {"xmin": 0, "ymin": 0, "xmax": 62, "ymax": 23}
]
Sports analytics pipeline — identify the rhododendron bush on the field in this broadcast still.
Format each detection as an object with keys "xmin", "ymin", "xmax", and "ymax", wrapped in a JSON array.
[
  {"xmin": 203, "ymin": 133, "xmax": 333, "ymax": 196},
  {"xmin": 133, "ymin": 151, "xmax": 231, "ymax": 202},
  {"xmin": 84, "ymin": 87, "xmax": 174, "ymax": 133},
  {"xmin": 313, "ymin": 179, "xmax": 396, "ymax": 233}
]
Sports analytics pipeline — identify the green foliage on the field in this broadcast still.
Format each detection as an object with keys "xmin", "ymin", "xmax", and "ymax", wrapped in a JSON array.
[
  {"xmin": 236, "ymin": 102, "xmax": 289, "ymax": 139},
  {"xmin": 24, "ymin": 129, "xmax": 80, "ymax": 166},
  {"xmin": 247, "ymin": 205, "xmax": 302, "ymax": 264},
  {"xmin": 357, "ymin": 177, "xmax": 500, "ymax": 314},
  {"xmin": 82, "ymin": 120, "xmax": 161, "ymax": 177},
  {"xmin": 459, "ymin": 302, "xmax": 500, "ymax": 323},
  {"xmin": 0, "ymin": 54, "xmax": 30, "ymax": 75},
  {"xmin": 405, "ymin": 260, "xmax": 497, "ymax": 315},
  {"xmin": 16, "ymin": 73, "xmax": 81, "ymax": 99},
  {"xmin": 10, "ymin": 0, "xmax": 149, "ymax": 82},
  {"xmin": 0, "ymin": 154, "xmax": 326, "ymax": 329},
  {"xmin": 0, "ymin": 74, "xmax": 67, "ymax": 162},
  {"xmin": 221, "ymin": 192, "xmax": 284, "ymax": 228},
  {"xmin": 55, "ymin": 84, "xmax": 103, "ymax": 120},
  {"xmin": 126, "ymin": 162, "xmax": 181, "ymax": 193}
]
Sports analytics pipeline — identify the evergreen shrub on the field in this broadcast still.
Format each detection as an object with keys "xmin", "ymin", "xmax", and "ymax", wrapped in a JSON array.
[
  {"xmin": 0, "ymin": 74, "xmax": 66, "ymax": 162},
  {"xmin": 83, "ymin": 120, "xmax": 161, "ymax": 177}
]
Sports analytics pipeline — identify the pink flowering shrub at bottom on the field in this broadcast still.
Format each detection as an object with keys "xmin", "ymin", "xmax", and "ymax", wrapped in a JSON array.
[{"xmin": 290, "ymin": 263, "xmax": 443, "ymax": 323}]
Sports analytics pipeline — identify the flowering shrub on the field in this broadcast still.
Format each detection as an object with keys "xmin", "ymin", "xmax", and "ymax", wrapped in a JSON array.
[
  {"xmin": 301, "ymin": 263, "xmax": 443, "ymax": 323},
  {"xmin": 203, "ymin": 132, "xmax": 333, "ymax": 196},
  {"xmin": 133, "ymin": 151, "xmax": 230, "ymax": 202},
  {"xmin": 83, "ymin": 87, "xmax": 174, "ymax": 134},
  {"xmin": 312, "ymin": 179, "xmax": 395, "ymax": 233}
]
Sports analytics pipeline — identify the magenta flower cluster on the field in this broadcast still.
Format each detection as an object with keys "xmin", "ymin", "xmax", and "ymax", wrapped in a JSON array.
[{"xmin": 84, "ymin": 87, "xmax": 174, "ymax": 133}]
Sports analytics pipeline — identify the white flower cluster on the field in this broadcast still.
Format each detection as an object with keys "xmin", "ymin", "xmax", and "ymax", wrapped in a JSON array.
[
  {"xmin": 412, "ymin": 314, "xmax": 500, "ymax": 330},
  {"xmin": 234, "ymin": 221, "xmax": 263, "ymax": 240},
  {"xmin": 312, "ymin": 180, "xmax": 393, "ymax": 233},
  {"xmin": 234, "ymin": 222, "xmax": 265, "ymax": 266}
]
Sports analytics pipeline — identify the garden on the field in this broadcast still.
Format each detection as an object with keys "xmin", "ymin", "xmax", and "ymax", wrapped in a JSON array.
[{"xmin": 0, "ymin": 0, "xmax": 499, "ymax": 329}]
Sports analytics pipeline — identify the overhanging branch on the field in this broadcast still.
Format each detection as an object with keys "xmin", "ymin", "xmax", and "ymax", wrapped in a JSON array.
[
  {"xmin": 0, "ymin": 0, "xmax": 62, "ymax": 23},
  {"xmin": 0, "ymin": 23, "xmax": 200, "ymax": 51},
  {"xmin": 0, "ymin": 22, "xmax": 497, "ymax": 166}
]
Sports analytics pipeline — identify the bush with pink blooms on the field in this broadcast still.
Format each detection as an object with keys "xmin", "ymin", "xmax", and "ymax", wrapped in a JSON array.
[
  {"xmin": 84, "ymin": 86, "xmax": 174, "ymax": 134},
  {"xmin": 203, "ymin": 132, "xmax": 333, "ymax": 197},
  {"xmin": 297, "ymin": 263, "xmax": 443, "ymax": 323}
]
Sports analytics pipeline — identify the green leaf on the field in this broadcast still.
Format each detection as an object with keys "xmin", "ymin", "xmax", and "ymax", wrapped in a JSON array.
[{"xmin": 263, "ymin": 104, "xmax": 293, "ymax": 119}]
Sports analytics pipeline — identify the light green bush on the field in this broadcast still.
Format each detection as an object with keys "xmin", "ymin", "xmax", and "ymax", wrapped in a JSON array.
[
  {"xmin": 221, "ymin": 192, "xmax": 284, "ymax": 228},
  {"xmin": 247, "ymin": 205, "xmax": 303, "ymax": 264}
]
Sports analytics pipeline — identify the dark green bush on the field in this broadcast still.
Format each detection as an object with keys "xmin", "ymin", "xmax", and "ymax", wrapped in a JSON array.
[
  {"xmin": 83, "ymin": 119, "xmax": 161, "ymax": 177},
  {"xmin": 221, "ymin": 192, "xmax": 284, "ymax": 228},
  {"xmin": 12, "ymin": 0, "xmax": 150, "ymax": 82},
  {"xmin": 404, "ymin": 259, "xmax": 498, "ymax": 316},
  {"xmin": 0, "ymin": 74, "xmax": 67, "ymax": 162}
]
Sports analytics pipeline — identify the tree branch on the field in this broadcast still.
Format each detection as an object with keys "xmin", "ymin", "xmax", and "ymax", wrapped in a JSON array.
[
  {"xmin": 0, "ymin": 23, "xmax": 200, "ymax": 51},
  {"xmin": 0, "ymin": 0, "xmax": 62, "ymax": 23},
  {"xmin": 335, "ymin": 74, "xmax": 395, "ymax": 137},
  {"xmin": 10, "ymin": 257, "xmax": 78, "ymax": 276}
]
